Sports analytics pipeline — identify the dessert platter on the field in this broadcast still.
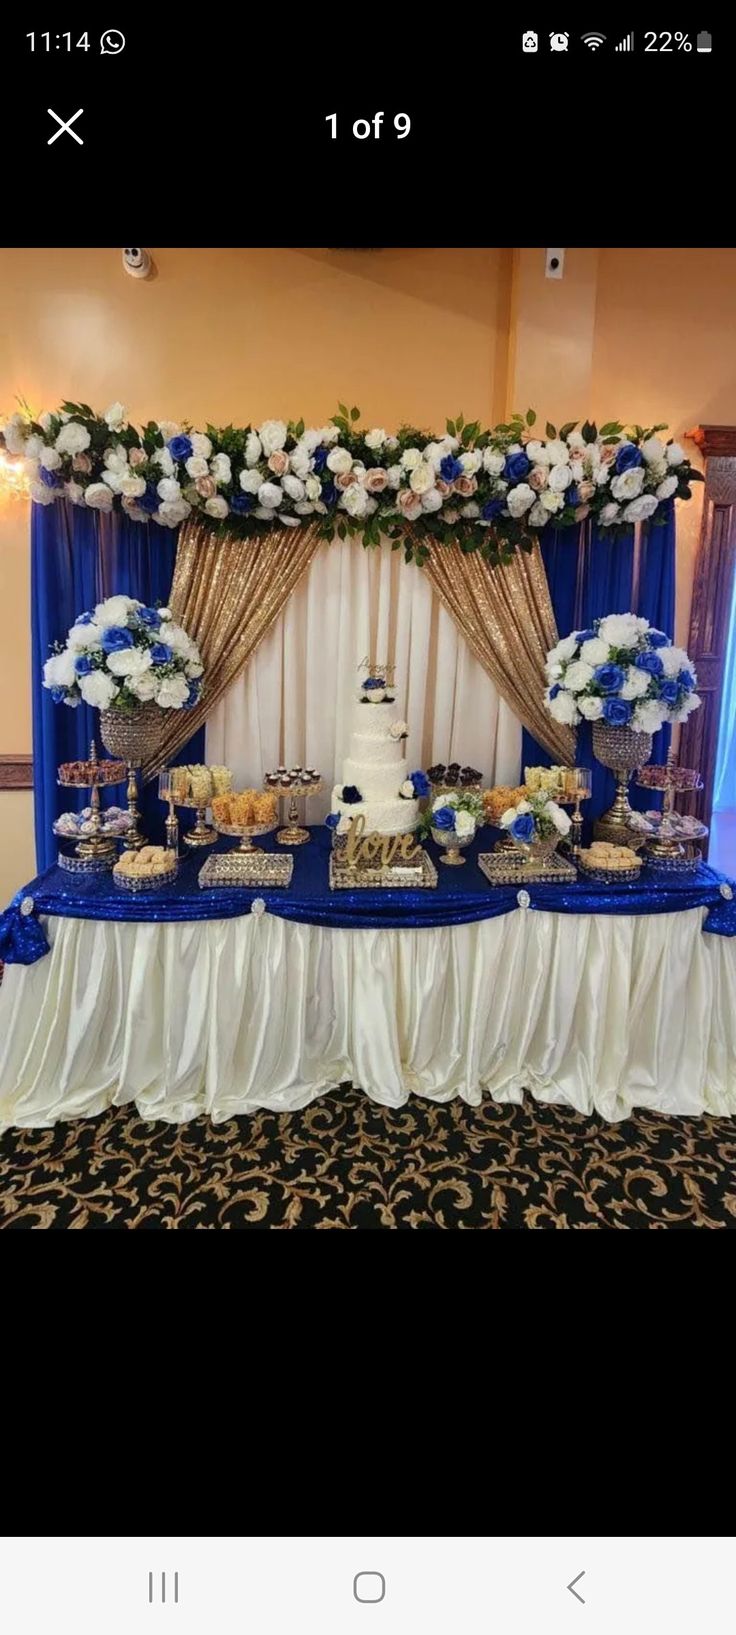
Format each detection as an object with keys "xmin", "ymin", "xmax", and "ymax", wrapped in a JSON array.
[
  {"xmin": 211, "ymin": 789, "xmax": 279, "ymax": 853},
  {"xmin": 158, "ymin": 763, "xmax": 233, "ymax": 848},
  {"xmin": 263, "ymin": 766, "xmax": 323, "ymax": 846},
  {"xmin": 113, "ymin": 845, "xmax": 178, "ymax": 891},
  {"xmin": 55, "ymin": 740, "xmax": 129, "ymax": 871},
  {"xmin": 630, "ymin": 753, "xmax": 708, "ymax": 872},
  {"xmin": 577, "ymin": 841, "xmax": 643, "ymax": 883},
  {"xmin": 427, "ymin": 762, "xmax": 483, "ymax": 794}
]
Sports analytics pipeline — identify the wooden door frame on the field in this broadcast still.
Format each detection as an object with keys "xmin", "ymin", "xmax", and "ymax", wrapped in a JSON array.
[{"xmin": 679, "ymin": 425, "xmax": 736, "ymax": 850}]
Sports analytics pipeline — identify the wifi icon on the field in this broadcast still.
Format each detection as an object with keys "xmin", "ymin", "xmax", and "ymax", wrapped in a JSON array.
[{"xmin": 582, "ymin": 31, "xmax": 606, "ymax": 48}]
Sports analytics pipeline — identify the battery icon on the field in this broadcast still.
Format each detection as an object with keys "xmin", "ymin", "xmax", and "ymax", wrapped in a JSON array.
[{"xmin": 697, "ymin": 30, "xmax": 712, "ymax": 51}]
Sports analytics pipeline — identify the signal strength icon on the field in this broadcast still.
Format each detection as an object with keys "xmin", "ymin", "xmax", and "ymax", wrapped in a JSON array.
[
  {"xmin": 616, "ymin": 31, "xmax": 634, "ymax": 50},
  {"xmin": 581, "ymin": 31, "xmax": 606, "ymax": 49}
]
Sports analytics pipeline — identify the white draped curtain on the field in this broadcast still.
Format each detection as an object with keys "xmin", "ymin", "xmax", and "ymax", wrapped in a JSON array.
[{"xmin": 205, "ymin": 538, "xmax": 522, "ymax": 808}]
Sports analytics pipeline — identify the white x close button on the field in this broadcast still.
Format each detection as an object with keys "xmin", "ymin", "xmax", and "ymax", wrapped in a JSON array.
[{"xmin": 47, "ymin": 108, "xmax": 84, "ymax": 145}]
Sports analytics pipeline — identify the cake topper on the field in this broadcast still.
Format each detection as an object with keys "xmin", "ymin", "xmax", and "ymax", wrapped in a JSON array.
[{"xmin": 358, "ymin": 656, "xmax": 396, "ymax": 688}]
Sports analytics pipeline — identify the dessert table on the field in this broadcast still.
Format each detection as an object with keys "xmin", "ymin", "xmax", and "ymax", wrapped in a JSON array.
[{"xmin": 2, "ymin": 828, "xmax": 736, "ymax": 1128}]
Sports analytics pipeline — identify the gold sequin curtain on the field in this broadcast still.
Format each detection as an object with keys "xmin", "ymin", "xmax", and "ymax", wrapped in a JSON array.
[
  {"xmin": 141, "ymin": 519, "xmax": 323, "ymax": 781},
  {"xmin": 423, "ymin": 540, "xmax": 576, "ymax": 764}
]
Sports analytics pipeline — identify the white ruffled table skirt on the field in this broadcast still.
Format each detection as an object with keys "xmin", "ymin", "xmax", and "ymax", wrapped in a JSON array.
[{"xmin": 1, "ymin": 906, "xmax": 736, "ymax": 1128}]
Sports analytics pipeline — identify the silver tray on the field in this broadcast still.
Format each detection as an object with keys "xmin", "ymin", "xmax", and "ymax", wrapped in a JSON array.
[
  {"xmin": 113, "ymin": 860, "xmax": 179, "ymax": 891},
  {"xmin": 198, "ymin": 852, "xmax": 294, "ymax": 889},
  {"xmin": 477, "ymin": 850, "xmax": 578, "ymax": 886},
  {"xmin": 58, "ymin": 850, "xmax": 115, "ymax": 875},
  {"xmin": 329, "ymin": 850, "xmax": 438, "ymax": 890},
  {"xmin": 644, "ymin": 847, "xmax": 702, "ymax": 876},
  {"xmin": 577, "ymin": 861, "xmax": 642, "ymax": 885}
]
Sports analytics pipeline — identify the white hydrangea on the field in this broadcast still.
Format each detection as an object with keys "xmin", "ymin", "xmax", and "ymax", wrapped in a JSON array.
[
  {"xmin": 598, "ymin": 613, "xmax": 642, "ymax": 648},
  {"xmin": 210, "ymin": 453, "xmax": 231, "ymax": 485},
  {"xmin": 190, "ymin": 432, "xmax": 213, "ymax": 460},
  {"xmin": 523, "ymin": 440, "xmax": 550, "ymax": 467},
  {"xmin": 579, "ymin": 637, "xmax": 610, "ymax": 666},
  {"xmin": 153, "ymin": 447, "xmax": 175, "ymax": 476},
  {"xmin": 641, "ymin": 437, "xmax": 666, "ymax": 465},
  {"xmin": 563, "ymin": 660, "xmax": 594, "ymax": 693},
  {"xmin": 258, "ymin": 420, "xmax": 287, "ymax": 457},
  {"xmin": 620, "ymin": 666, "xmax": 651, "ymax": 700},
  {"xmin": 622, "ymin": 495, "xmax": 659, "ymax": 523},
  {"xmin": 39, "ymin": 446, "xmax": 62, "ymax": 471},
  {"xmin": 128, "ymin": 672, "xmax": 159, "ymax": 702},
  {"xmin": 204, "ymin": 495, "xmax": 229, "ymax": 519},
  {"xmin": 578, "ymin": 695, "xmax": 604, "ymax": 720},
  {"xmin": 106, "ymin": 647, "xmax": 154, "ymax": 677},
  {"xmin": 244, "ymin": 430, "xmax": 262, "ymax": 467},
  {"xmin": 156, "ymin": 674, "xmax": 191, "ymax": 709},
  {"xmin": 666, "ymin": 442, "xmax": 685, "ymax": 465},
  {"xmin": 549, "ymin": 802, "xmax": 572, "ymax": 836},
  {"xmin": 30, "ymin": 481, "xmax": 57, "ymax": 505},
  {"xmin": 157, "ymin": 477, "xmax": 181, "ymax": 502},
  {"xmin": 547, "ymin": 689, "xmax": 580, "ymax": 725},
  {"xmin": 400, "ymin": 447, "xmax": 422, "ymax": 471},
  {"xmin": 79, "ymin": 670, "xmax": 118, "ymax": 708},
  {"xmin": 545, "ymin": 439, "xmax": 569, "ymax": 465},
  {"xmin": 454, "ymin": 809, "xmax": 475, "ymax": 839},
  {"xmin": 257, "ymin": 482, "xmax": 283, "ymax": 509},
  {"xmin": 421, "ymin": 489, "xmax": 443, "ymax": 513},
  {"xmin": 633, "ymin": 700, "xmax": 667, "ymax": 734},
  {"xmin": 386, "ymin": 466, "xmax": 403, "ymax": 490},
  {"xmin": 282, "ymin": 474, "xmax": 305, "ymax": 502},
  {"xmin": 459, "ymin": 451, "xmax": 482, "ymax": 476},
  {"xmin": 43, "ymin": 649, "xmax": 77, "ymax": 689},
  {"xmin": 55, "ymin": 421, "xmax": 91, "ymax": 456},
  {"xmin": 529, "ymin": 502, "xmax": 549, "ymax": 527},
  {"xmin": 659, "ymin": 644, "xmax": 691, "ymax": 679},
  {"xmin": 656, "ymin": 475, "xmax": 678, "ymax": 500},
  {"xmin": 599, "ymin": 502, "xmax": 620, "ymax": 525},
  {"xmin": 240, "ymin": 468, "xmax": 263, "ymax": 495},
  {"xmin": 506, "ymin": 483, "xmax": 535, "ymax": 518},
  {"xmin": 84, "ymin": 483, "xmax": 114, "ymax": 510}
]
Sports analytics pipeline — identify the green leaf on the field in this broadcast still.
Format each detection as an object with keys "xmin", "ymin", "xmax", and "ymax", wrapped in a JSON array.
[
  {"xmin": 686, "ymin": 469, "xmax": 705, "ymax": 482},
  {"xmin": 337, "ymin": 402, "xmax": 348, "ymax": 418},
  {"xmin": 461, "ymin": 424, "xmax": 473, "ymax": 447},
  {"xmin": 337, "ymin": 523, "xmax": 347, "ymax": 540},
  {"xmin": 599, "ymin": 421, "xmax": 622, "ymax": 436},
  {"xmin": 456, "ymin": 413, "xmax": 464, "ymax": 431},
  {"xmin": 526, "ymin": 408, "xmax": 536, "ymax": 427},
  {"xmin": 677, "ymin": 484, "xmax": 692, "ymax": 500},
  {"xmin": 581, "ymin": 420, "xmax": 598, "ymax": 444},
  {"xmin": 350, "ymin": 406, "xmax": 360, "ymax": 421},
  {"xmin": 446, "ymin": 419, "xmax": 456, "ymax": 437},
  {"xmin": 545, "ymin": 422, "xmax": 557, "ymax": 439},
  {"xmin": 295, "ymin": 418, "xmax": 305, "ymax": 438},
  {"xmin": 558, "ymin": 421, "xmax": 577, "ymax": 441}
]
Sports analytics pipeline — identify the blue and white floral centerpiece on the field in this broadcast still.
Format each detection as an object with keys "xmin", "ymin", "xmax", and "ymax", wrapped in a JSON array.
[
  {"xmin": 424, "ymin": 789, "xmax": 485, "ymax": 867},
  {"xmin": 499, "ymin": 791, "xmax": 572, "ymax": 857},
  {"xmin": 543, "ymin": 611, "xmax": 700, "ymax": 835},
  {"xmin": 42, "ymin": 594, "xmax": 204, "ymax": 720}
]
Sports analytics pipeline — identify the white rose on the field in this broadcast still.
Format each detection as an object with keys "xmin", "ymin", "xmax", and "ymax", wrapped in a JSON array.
[
  {"xmin": 153, "ymin": 447, "xmax": 175, "ymax": 476},
  {"xmin": 547, "ymin": 463, "xmax": 573, "ymax": 493},
  {"xmin": 55, "ymin": 421, "xmax": 91, "ymax": 456},
  {"xmin": 386, "ymin": 466, "xmax": 403, "ymax": 490},
  {"xmin": 2, "ymin": 413, "xmax": 28, "ymax": 455},
  {"xmin": 282, "ymin": 473, "xmax": 306, "ymax": 501},
  {"xmin": 158, "ymin": 607, "xmax": 172, "ymax": 620},
  {"xmin": 400, "ymin": 447, "xmax": 422, "ymax": 471},
  {"xmin": 622, "ymin": 495, "xmax": 659, "ymax": 523},
  {"xmin": 570, "ymin": 459, "xmax": 584, "ymax": 482},
  {"xmin": 599, "ymin": 502, "xmax": 620, "ymax": 525},
  {"xmin": 185, "ymin": 455, "xmax": 209, "ymax": 479},
  {"xmin": 103, "ymin": 445, "xmax": 128, "ymax": 473},
  {"xmin": 545, "ymin": 439, "xmax": 569, "ymax": 465},
  {"xmin": 400, "ymin": 780, "xmax": 415, "ymax": 798},
  {"xmin": 157, "ymin": 498, "xmax": 191, "ymax": 526},
  {"xmin": 64, "ymin": 481, "xmax": 85, "ymax": 505},
  {"xmin": 611, "ymin": 468, "xmax": 645, "ymax": 500},
  {"xmin": 79, "ymin": 670, "xmax": 118, "ymax": 709},
  {"xmin": 659, "ymin": 644, "xmax": 690, "ymax": 679},
  {"xmin": 548, "ymin": 634, "xmax": 579, "ymax": 664},
  {"xmin": 454, "ymin": 809, "xmax": 475, "ymax": 839},
  {"xmin": 210, "ymin": 452, "xmax": 231, "ymax": 485},
  {"xmin": 245, "ymin": 430, "xmax": 262, "ymax": 467},
  {"xmin": 365, "ymin": 428, "xmax": 387, "ymax": 450},
  {"xmin": 499, "ymin": 807, "xmax": 517, "ymax": 829},
  {"xmin": 205, "ymin": 495, "xmax": 229, "ymax": 519},
  {"xmin": 258, "ymin": 420, "xmax": 288, "ymax": 457},
  {"xmin": 578, "ymin": 695, "xmax": 604, "ymax": 721},
  {"xmin": 506, "ymin": 483, "xmax": 535, "ymax": 518},
  {"xmin": 93, "ymin": 595, "xmax": 136, "ymax": 628},
  {"xmin": 38, "ymin": 412, "xmax": 54, "ymax": 435},
  {"xmin": 633, "ymin": 700, "xmax": 666, "ymax": 734},
  {"xmin": 343, "ymin": 484, "xmax": 369, "ymax": 518},
  {"xmin": 656, "ymin": 475, "xmax": 678, "ymax": 501},
  {"xmin": 157, "ymin": 477, "xmax": 181, "ymax": 502},
  {"xmin": 119, "ymin": 473, "xmax": 146, "ymax": 498},
  {"xmin": 565, "ymin": 431, "xmax": 586, "ymax": 452},
  {"xmin": 253, "ymin": 507, "xmax": 274, "ymax": 520},
  {"xmin": 326, "ymin": 446, "xmax": 353, "ymax": 475},
  {"xmin": 190, "ymin": 432, "xmax": 213, "ymax": 460},
  {"xmin": 320, "ymin": 424, "xmax": 341, "ymax": 445},
  {"xmin": 290, "ymin": 444, "xmax": 312, "ymax": 480},
  {"xmin": 257, "ymin": 482, "xmax": 283, "ymax": 509},
  {"xmin": 563, "ymin": 660, "xmax": 594, "ymax": 693},
  {"xmin": 158, "ymin": 623, "xmax": 192, "ymax": 657},
  {"xmin": 67, "ymin": 622, "xmax": 102, "ymax": 652},
  {"xmin": 579, "ymin": 637, "xmax": 610, "ymax": 666},
  {"xmin": 421, "ymin": 488, "xmax": 443, "ymax": 513},
  {"xmin": 239, "ymin": 468, "xmax": 263, "ymax": 494},
  {"xmin": 103, "ymin": 401, "xmax": 128, "ymax": 431},
  {"xmin": 482, "ymin": 448, "xmax": 506, "ymax": 476},
  {"xmin": 620, "ymin": 666, "xmax": 651, "ymax": 700},
  {"xmin": 598, "ymin": 613, "xmax": 641, "ymax": 648},
  {"xmin": 84, "ymin": 482, "xmax": 114, "ymax": 510},
  {"xmin": 516, "ymin": 800, "xmax": 532, "ymax": 815},
  {"xmin": 157, "ymin": 421, "xmax": 180, "ymax": 442},
  {"xmin": 156, "ymin": 674, "xmax": 190, "ymax": 710},
  {"xmin": 462, "ymin": 502, "xmax": 480, "ymax": 519},
  {"xmin": 128, "ymin": 672, "xmax": 159, "ymax": 702},
  {"xmin": 674, "ymin": 694, "xmax": 701, "ymax": 723},
  {"xmin": 549, "ymin": 803, "xmax": 572, "ymax": 836},
  {"xmin": 666, "ymin": 442, "xmax": 685, "ymax": 466},
  {"xmin": 280, "ymin": 516, "xmax": 300, "ymax": 528},
  {"xmin": 548, "ymin": 690, "xmax": 580, "ymax": 726},
  {"xmin": 524, "ymin": 440, "xmax": 550, "ymax": 466},
  {"xmin": 294, "ymin": 503, "xmax": 315, "ymax": 515},
  {"xmin": 540, "ymin": 489, "xmax": 564, "ymax": 513},
  {"xmin": 595, "ymin": 467, "xmax": 610, "ymax": 487},
  {"xmin": 103, "ymin": 468, "xmax": 125, "ymax": 494},
  {"xmin": 299, "ymin": 474, "xmax": 319, "ymax": 503},
  {"xmin": 529, "ymin": 502, "xmax": 549, "ymax": 527},
  {"xmin": 43, "ymin": 649, "xmax": 77, "ymax": 689},
  {"xmin": 459, "ymin": 451, "xmax": 482, "ymax": 477},
  {"xmin": 409, "ymin": 461, "xmax": 435, "ymax": 495},
  {"xmin": 641, "ymin": 436, "xmax": 666, "ymax": 465},
  {"xmin": 106, "ymin": 646, "xmax": 153, "ymax": 678},
  {"xmin": 39, "ymin": 446, "xmax": 62, "ymax": 471}
]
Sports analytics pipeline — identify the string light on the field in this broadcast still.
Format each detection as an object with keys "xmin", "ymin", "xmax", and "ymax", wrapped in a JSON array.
[{"xmin": 0, "ymin": 450, "xmax": 30, "ymax": 500}]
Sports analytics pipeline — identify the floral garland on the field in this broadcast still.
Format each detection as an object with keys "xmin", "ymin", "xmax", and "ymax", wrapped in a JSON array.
[
  {"xmin": 1, "ymin": 400, "xmax": 703, "ymax": 567},
  {"xmin": 42, "ymin": 595, "xmax": 203, "ymax": 714},
  {"xmin": 543, "ymin": 613, "xmax": 700, "ymax": 733}
]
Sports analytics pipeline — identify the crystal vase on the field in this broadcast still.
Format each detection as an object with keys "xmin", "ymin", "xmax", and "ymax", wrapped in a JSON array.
[
  {"xmin": 592, "ymin": 721, "xmax": 653, "ymax": 843},
  {"xmin": 100, "ymin": 703, "xmax": 163, "ymax": 851}
]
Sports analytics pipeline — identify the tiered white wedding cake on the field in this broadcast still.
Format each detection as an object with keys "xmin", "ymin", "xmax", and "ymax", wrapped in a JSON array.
[{"xmin": 331, "ymin": 688, "xmax": 420, "ymax": 835}]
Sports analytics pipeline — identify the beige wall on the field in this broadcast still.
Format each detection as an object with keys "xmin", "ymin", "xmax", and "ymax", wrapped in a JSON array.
[{"xmin": 1, "ymin": 244, "xmax": 735, "ymax": 901}]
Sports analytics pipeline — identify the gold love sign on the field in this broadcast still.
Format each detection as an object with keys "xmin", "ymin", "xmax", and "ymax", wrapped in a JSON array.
[{"xmin": 344, "ymin": 812, "xmax": 423, "ymax": 868}]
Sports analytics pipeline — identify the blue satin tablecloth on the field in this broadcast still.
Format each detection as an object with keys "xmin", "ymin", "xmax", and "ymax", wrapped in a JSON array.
[{"xmin": 2, "ymin": 826, "xmax": 735, "ymax": 965}]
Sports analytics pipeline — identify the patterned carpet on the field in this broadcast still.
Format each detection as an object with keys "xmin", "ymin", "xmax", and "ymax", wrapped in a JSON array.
[{"xmin": 2, "ymin": 1086, "xmax": 736, "ymax": 1227}]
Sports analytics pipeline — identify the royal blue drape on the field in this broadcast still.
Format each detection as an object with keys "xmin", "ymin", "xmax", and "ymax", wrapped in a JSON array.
[
  {"xmin": 32, "ymin": 502, "xmax": 204, "ymax": 869},
  {"xmin": 520, "ymin": 507, "xmax": 677, "ymax": 826},
  {"xmin": 714, "ymin": 563, "xmax": 736, "ymax": 813}
]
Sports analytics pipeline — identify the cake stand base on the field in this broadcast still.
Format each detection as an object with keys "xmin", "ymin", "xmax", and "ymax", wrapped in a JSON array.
[
  {"xmin": 277, "ymin": 825, "xmax": 310, "ymax": 846},
  {"xmin": 183, "ymin": 827, "xmax": 217, "ymax": 848},
  {"xmin": 439, "ymin": 850, "xmax": 466, "ymax": 866}
]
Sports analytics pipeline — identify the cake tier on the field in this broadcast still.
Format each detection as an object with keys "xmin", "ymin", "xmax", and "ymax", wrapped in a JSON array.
[
  {"xmin": 351, "ymin": 698, "xmax": 401, "ymax": 737},
  {"xmin": 342, "ymin": 757, "xmax": 409, "ymax": 799},
  {"xmin": 347, "ymin": 732, "xmax": 405, "ymax": 767},
  {"xmin": 331, "ymin": 788, "xmax": 419, "ymax": 835}
]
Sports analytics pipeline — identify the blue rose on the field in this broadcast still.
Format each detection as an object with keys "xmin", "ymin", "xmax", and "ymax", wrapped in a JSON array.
[
  {"xmin": 593, "ymin": 662, "xmax": 625, "ymax": 694},
  {"xmin": 411, "ymin": 770, "xmax": 430, "ymax": 797},
  {"xmin": 440, "ymin": 454, "xmax": 464, "ymax": 483},
  {"xmin": 602, "ymin": 697, "xmax": 633, "ymax": 726},
  {"xmin": 325, "ymin": 812, "xmax": 340, "ymax": 830},
  {"xmin": 615, "ymin": 442, "xmax": 644, "ymax": 474},
  {"xmin": 510, "ymin": 812, "xmax": 535, "ymax": 843},
  {"xmin": 100, "ymin": 626, "xmax": 134, "ymax": 654},
  {"xmin": 139, "ymin": 485, "xmax": 159, "ymax": 514},
  {"xmin": 504, "ymin": 451, "xmax": 531, "ymax": 482},
  {"xmin": 230, "ymin": 492, "xmax": 254, "ymax": 514},
  {"xmin": 321, "ymin": 481, "xmax": 338, "ymax": 509},
  {"xmin": 136, "ymin": 606, "xmax": 161, "ymax": 628},
  {"xmin": 364, "ymin": 677, "xmax": 385, "ymax": 690},
  {"xmin": 40, "ymin": 466, "xmax": 63, "ymax": 488},
  {"xmin": 313, "ymin": 447, "xmax": 328, "ymax": 474},
  {"xmin": 183, "ymin": 680, "xmax": 201, "ymax": 709},
  {"xmin": 433, "ymin": 805, "xmax": 456, "ymax": 831},
  {"xmin": 74, "ymin": 611, "xmax": 94, "ymax": 626},
  {"xmin": 648, "ymin": 628, "xmax": 670, "ymax": 649},
  {"xmin": 51, "ymin": 687, "xmax": 66, "ymax": 703},
  {"xmin": 678, "ymin": 669, "xmax": 695, "ymax": 692},
  {"xmin": 150, "ymin": 642, "xmax": 173, "ymax": 664},
  {"xmin": 168, "ymin": 434, "xmax": 193, "ymax": 462},
  {"xmin": 635, "ymin": 650, "xmax": 663, "ymax": 676},
  {"xmin": 481, "ymin": 498, "xmax": 505, "ymax": 521},
  {"xmin": 659, "ymin": 680, "xmax": 680, "ymax": 706},
  {"xmin": 574, "ymin": 629, "xmax": 597, "ymax": 644},
  {"xmin": 341, "ymin": 785, "xmax": 362, "ymax": 804},
  {"xmin": 74, "ymin": 654, "xmax": 94, "ymax": 676}
]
